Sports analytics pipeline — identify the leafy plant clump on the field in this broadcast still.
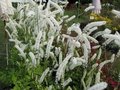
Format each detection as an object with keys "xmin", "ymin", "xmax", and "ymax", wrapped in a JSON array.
[{"xmin": 1, "ymin": 0, "xmax": 120, "ymax": 90}]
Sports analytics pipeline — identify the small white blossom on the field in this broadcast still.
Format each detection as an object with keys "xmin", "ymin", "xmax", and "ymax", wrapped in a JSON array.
[
  {"xmin": 97, "ymin": 48, "xmax": 102, "ymax": 60},
  {"xmin": 29, "ymin": 52, "xmax": 37, "ymax": 67},
  {"xmin": 83, "ymin": 21, "xmax": 106, "ymax": 31},
  {"xmin": 56, "ymin": 54, "xmax": 72, "ymax": 81},
  {"xmin": 39, "ymin": 68, "xmax": 50, "ymax": 84},
  {"xmin": 88, "ymin": 82, "xmax": 108, "ymax": 90},
  {"xmin": 27, "ymin": 11, "xmax": 35, "ymax": 17},
  {"xmin": 84, "ymin": 6, "xmax": 95, "ymax": 12},
  {"xmin": 91, "ymin": 53, "xmax": 97, "ymax": 61},
  {"xmin": 62, "ymin": 78, "xmax": 72, "ymax": 88},
  {"xmin": 112, "ymin": 9, "xmax": 120, "ymax": 18},
  {"xmin": 66, "ymin": 15, "xmax": 76, "ymax": 22},
  {"xmin": 15, "ymin": 45, "xmax": 26, "ymax": 58}
]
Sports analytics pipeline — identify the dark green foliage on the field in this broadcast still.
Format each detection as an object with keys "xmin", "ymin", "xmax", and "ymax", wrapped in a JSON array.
[
  {"xmin": 80, "ymin": 0, "xmax": 91, "ymax": 4},
  {"xmin": 112, "ymin": 0, "xmax": 120, "ymax": 10},
  {"xmin": 68, "ymin": 0, "xmax": 91, "ymax": 4},
  {"xmin": 102, "ymin": 0, "xmax": 120, "ymax": 10},
  {"xmin": 64, "ymin": 67, "xmax": 84, "ymax": 89}
]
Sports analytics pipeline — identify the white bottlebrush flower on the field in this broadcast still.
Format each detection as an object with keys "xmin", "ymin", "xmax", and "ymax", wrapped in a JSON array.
[
  {"xmin": 95, "ymin": 72, "xmax": 101, "ymax": 83},
  {"xmin": 73, "ymin": 40, "xmax": 81, "ymax": 48},
  {"xmin": 9, "ymin": 39, "xmax": 21, "ymax": 45},
  {"xmin": 115, "ymin": 39, "xmax": 120, "ymax": 46},
  {"xmin": 15, "ymin": 45, "xmax": 26, "ymax": 58},
  {"xmin": 71, "ymin": 57, "xmax": 77, "ymax": 65},
  {"xmin": 49, "ymin": 52, "xmax": 56, "ymax": 60},
  {"xmin": 102, "ymin": 38, "xmax": 113, "ymax": 46},
  {"xmin": 88, "ymin": 82, "xmax": 108, "ymax": 90},
  {"xmin": 58, "ymin": 0, "xmax": 68, "ymax": 7},
  {"xmin": 34, "ymin": 31, "xmax": 42, "ymax": 50},
  {"xmin": 19, "ymin": 43, "xmax": 27, "ymax": 52},
  {"xmin": 81, "ymin": 70, "xmax": 87, "ymax": 90},
  {"xmin": 112, "ymin": 9, "xmax": 120, "ymax": 18},
  {"xmin": 87, "ymin": 35, "xmax": 98, "ymax": 43},
  {"xmin": 104, "ymin": 28, "xmax": 111, "ymax": 34},
  {"xmin": 62, "ymin": 78, "xmax": 72, "ymax": 88},
  {"xmin": 94, "ymin": 28, "xmax": 111, "ymax": 39},
  {"xmin": 27, "ymin": 11, "xmax": 35, "ymax": 17},
  {"xmin": 50, "ymin": 16, "xmax": 60, "ymax": 29},
  {"xmin": 45, "ymin": 36, "xmax": 54, "ymax": 58},
  {"xmin": 86, "ymin": 27, "xmax": 98, "ymax": 35},
  {"xmin": 50, "ymin": 9, "xmax": 62, "ymax": 16},
  {"xmin": 117, "ymin": 50, "xmax": 120, "ymax": 57},
  {"xmin": 62, "ymin": 37, "xmax": 65, "ymax": 43},
  {"xmin": 42, "ymin": 31, "xmax": 46, "ymax": 41},
  {"xmin": 103, "ymin": 34, "xmax": 120, "ymax": 40},
  {"xmin": 39, "ymin": 68, "xmax": 50, "ymax": 84},
  {"xmin": 82, "ymin": 34, "xmax": 91, "ymax": 51},
  {"xmin": 39, "ymin": 48, "xmax": 44, "ymax": 58},
  {"xmin": 67, "ymin": 23, "xmax": 82, "ymax": 35},
  {"xmin": 93, "ymin": 31, "xmax": 103, "ymax": 38},
  {"xmin": 65, "ymin": 15, "xmax": 76, "ymax": 22},
  {"xmin": 46, "ymin": 18, "xmax": 55, "ymax": 30},
  {"xmin": 55, "ymin": 47, "xmax": 61, "ymax": 56},
  {"xmin": 115, "ymin": 31, "xmax": 120, "ymax": 35},
  {"xmin": 69, "ymin": 61, "xmax": 83, "ymax": 70},
  {"xmin": 66, "ymin": 86, "xmax": 72, "ymax": 90},
  {"xmin": 92, "ymin": 45, "xmax": 100, "ymax": 49},
  {"xmin": 62, "ymin": 15, "xmax": 69, "ymax": 19},
  {"xmin": 69, "ymin": 57, "xmax": 86, "ymax": 70},
  {"xmin": 68, "ymin": 40, "xmax": 81, "ymax": 51},
  {"xmin": 56, "ymin": 54, "xmax": 72, "ymax": 81},
  {"xmin": 92, "ymin": 63, "xmax": 98, "ymax": 68},
  {"xmin": 102, "ymin": 31, "xmax": 120, "ymax": 46},
  {"xmin": 67, "ymin": 40, "xmax": 76, "ymax": 55},
  {"xmin": 29, "ymin": 52, "xmax": 37, "ymax": 67},
  {"xmin": 83, "ymin": 21, "xmax": 106, "ymax": 31},
  {"xmin": 48, "ymin": 85, "xmax": 53, "ymax": 90},
  {"xmin": 94, "ymin": 54, "xmax": 115, "ymax": 84},
  {"xmin": 91, "ymin": 53, "xmax": 97, "ymax": 61},
  {"xmin": 62, "ymin": 34, "xmax": 73, "ymax": 40},
  {"xmin": 50, "ymin": 0, "xmax": 64, "ymax": 15},
  {"xmin": 84, "ymin": 6, "xmax": 95, "ymax": 12},
  {"xmin": 99, "ymin": 54, "xmax": 115, "ymax": 71},
  {"xmin": 5, "ymin": 29, "xmax": 12, "ymax": 39},
  {"xmin": 82, "ymin": 43, "xmax": 89, "ymax": 62},
  {"xmin": 6, "ymin": 19, "xmax": 17, "ymax": 33},
  {"xmin": 58, "ymin": 19, "xmax": 63, "ymax": 24},
  {"xmin": 59, "ymin": 51, "xmax": 62, "ymax": 65},
  {"xmin": 97, "ymin": 48, "xmax": 102, "ymax": 60},
  {"xmin": 57, "ymin": 35, "xmax": 60, "ymax": 43}
]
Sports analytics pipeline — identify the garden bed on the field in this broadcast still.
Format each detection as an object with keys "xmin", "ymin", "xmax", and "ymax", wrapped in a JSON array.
[{"xmin": 0, "ymin": 0, "xmax": 120, "ymax": 90}]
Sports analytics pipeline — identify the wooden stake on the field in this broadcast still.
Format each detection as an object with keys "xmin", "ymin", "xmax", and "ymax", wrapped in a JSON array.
[{"xmin": 4, "ymin": 20, "xmax": 9, "ymax": 65}]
